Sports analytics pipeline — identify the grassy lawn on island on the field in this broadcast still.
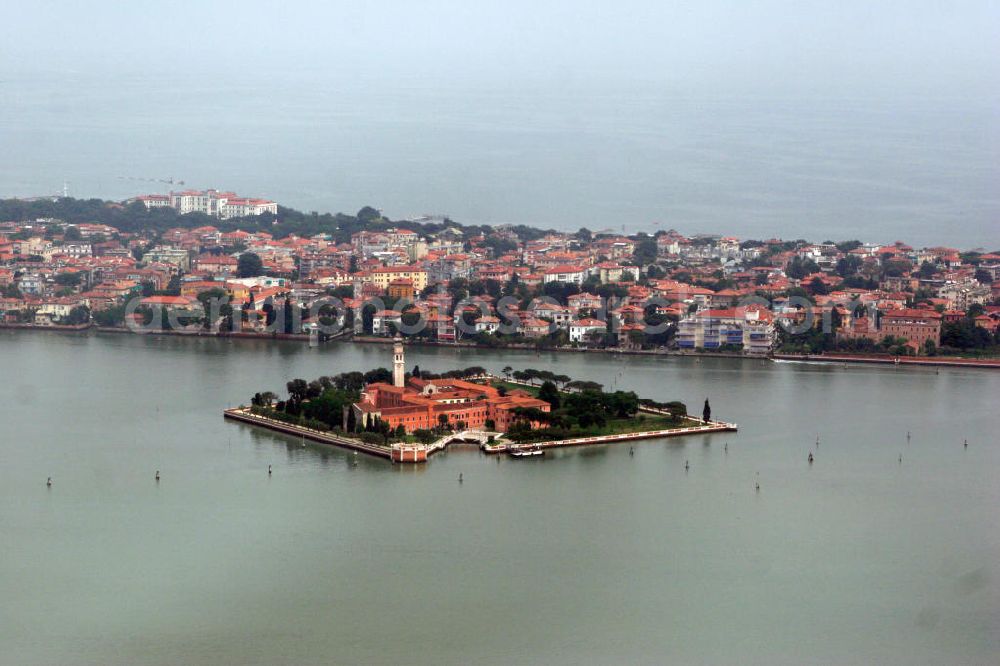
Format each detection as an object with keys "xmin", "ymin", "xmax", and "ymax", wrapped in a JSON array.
[
  {"xmin": 487, "ymin": 380, "xmax": 542, "ymax": 397},
  {"xmin": 485, "ymin": 380, "xmax": 603, "ymax": 398}
]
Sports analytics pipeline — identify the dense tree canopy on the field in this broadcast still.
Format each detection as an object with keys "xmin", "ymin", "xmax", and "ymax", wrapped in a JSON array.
[
  {"xmin": 0, "ymin": 197, "xmax": 560, "ymax": 246},
  {"xmin": 940, "ymin": 320, "xmax": 997, "ymax": 351},
  {"xmin": 786, "ymin": 256, "xmax": 821, "ymax": 280},
  {"xmin": 633, "ymin": 238, "xmax": 658, "ymax": 265},
  {"xmin": 537, "ymin": 381, "xmax": 561, "ymax": 410},
  {"xmin": 237, "ymin": 252, "xmax": 264, "ymax": 278}
]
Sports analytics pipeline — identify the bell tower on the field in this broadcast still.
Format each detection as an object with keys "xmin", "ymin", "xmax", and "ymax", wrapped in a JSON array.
[{"xmin": 393, "ymin": 334, "xmax": 405, "ymax": 387}]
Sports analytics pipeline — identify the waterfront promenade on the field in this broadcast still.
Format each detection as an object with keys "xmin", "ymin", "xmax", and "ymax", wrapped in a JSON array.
[
  {"xmin": 351, "ymin": 335, "xmax": 1000, "ymax": 369},
  {"xmin": 771, "ymin": 352, "xmax": 1000, "ymax": 369},
  {"xmin": 6, "ymin": 323, "xmax": 997, "ymax": 369}
]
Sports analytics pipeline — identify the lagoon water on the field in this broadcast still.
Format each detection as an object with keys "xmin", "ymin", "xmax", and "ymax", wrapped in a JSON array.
[
  {"xmin": 1, "ymin": 331, "xmax": 998, "ymax": 664},
  {"xmin": 2, "ymin": 73, "xmax": 998, "ymax": 249}
]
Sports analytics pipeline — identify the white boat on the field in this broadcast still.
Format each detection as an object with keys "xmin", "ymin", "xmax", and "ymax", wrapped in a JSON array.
[{"xmin": 509, "ymin": 446, "xmax": 545, "ymax": 458}]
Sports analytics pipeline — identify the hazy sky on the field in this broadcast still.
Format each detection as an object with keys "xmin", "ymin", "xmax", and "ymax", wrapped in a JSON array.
[{"xmin": 4, "ymin": 1, "xmax": 999, "ymax": 95}]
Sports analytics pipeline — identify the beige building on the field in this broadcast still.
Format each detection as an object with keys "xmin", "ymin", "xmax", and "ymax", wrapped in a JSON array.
[{"xmin": 370, "ymin": 267, "xmax": 428, "ymax": 292}]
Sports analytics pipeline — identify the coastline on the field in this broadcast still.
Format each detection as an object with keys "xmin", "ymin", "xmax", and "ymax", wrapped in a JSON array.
[
  {"xmin": 223, "ymin": 407, "xmax": 393, "ymax": 459},
  {"xmin": 349, "ymin": 334, "xmax": 1000, "ymax": 369},
  {"xmin": 91, "ymin": 326, "xmax": 316, "ymax": 342},
  {"xmin": 0, "ymin": 322, "xmax": 92, "ymax": 333},
  {"xmin": 770, "ymin": 352, "xmax": 1000, "ymax": 369},
  {"xmin": 5, "ymin": 324, "xmax": 997, "ymax": 368},
  {"xmin": 223, "ymin": 406, "xmax": 736, "ymax": 464}
]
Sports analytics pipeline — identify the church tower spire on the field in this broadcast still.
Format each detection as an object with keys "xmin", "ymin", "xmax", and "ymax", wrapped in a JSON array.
[{"xmin": 393, "ymin": 334, "xmax": 405, "ymax": 387}]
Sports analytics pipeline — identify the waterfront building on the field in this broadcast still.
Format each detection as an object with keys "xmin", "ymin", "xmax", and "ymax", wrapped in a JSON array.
[
  {"xmin": 426, "ymin": 313, "xmax": 457, "ymax": 341},
  {"xmin": 676, "ymin": 306, "xmax": 775, "ymax": 355},
  {"xmin": 473, "ymin": 315, "xmax": 500, "ymax": 334},
  {"xmin": 879, "ymin": 308, "xmax": 942, "ymax": 347},
  {"xmin": 569, "ymin": 317, "xmax": 607, "ymax": 343},
  {"xmin": 35, "ymin": 297, "xmax": 85, "ymax": 322},
  {"xmin": 372, "ymin": 310, "xmax": 402, "ymax": 336},
  {"xmin": 839, "ymin": 307, "xmax": 943, "ymax": 350},
  {"xmin": 742, "ymin": 309, "xmax": 777, "ymax": 356},
  {"xmin": 353, "ymin": 340, "xmax": 551, "ymax": 433}
]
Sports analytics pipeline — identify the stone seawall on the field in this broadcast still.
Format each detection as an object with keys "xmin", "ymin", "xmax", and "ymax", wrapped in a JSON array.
[
  {"xmin": 772, "ymin": 353, "xmax": 1000, "ymax": 369},
  {"xmin": 223, "ymin": 408, "xmax": 391, "ymax": 459},
  {"xmin": 225, "ymin": 408, "xmax": 737, "ymax": 464}
]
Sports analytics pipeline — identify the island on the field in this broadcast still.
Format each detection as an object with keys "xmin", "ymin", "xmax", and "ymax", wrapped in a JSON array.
[{"xmin": 224, "ymin": 336, "xmax": 737, "ymax": 463}]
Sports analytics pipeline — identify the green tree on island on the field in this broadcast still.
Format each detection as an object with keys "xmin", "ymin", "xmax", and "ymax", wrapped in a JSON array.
[
  {"xmin": 703, "ymin": 398, "xmax": 711, "ymax": 423},
  {"xmin": 538, "ymin": 380, "xmax": 561, "ymax": 410}
]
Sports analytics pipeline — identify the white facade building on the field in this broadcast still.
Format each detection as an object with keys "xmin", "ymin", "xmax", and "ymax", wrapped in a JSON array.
[
  {"xmin": 543, "ymin": 265, "xmax": 588, "ymax": 285},
  {"xmin": 569, "ymin": 318, "xmax": 607, "ymax": 343},
  {"xmin": 136, "ymin": 190, "xmax": 278, "ymax": 220}
]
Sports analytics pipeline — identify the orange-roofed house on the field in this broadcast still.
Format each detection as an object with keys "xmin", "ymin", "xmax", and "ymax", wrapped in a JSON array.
[
  {"xmin": 180, "ymin": 280, "xmax": 229, "ymax": 299},
  {"xmin": 387, "ymin": 278, "xmax": 415, "ymax": 300},
  {"xmin": 519, "ymin": 316, "xmax": 553, "ymax": 338},
  {"xmin": 193, "ymin": 254, "xmax": 238, "ymax": 276},
  {"xmin": 569, "ymin": 317, "xmax": 607, "ymax": 344},
  {"xmin": 140, "ymin": 295, "xmax": 199, "ymax": 307}
]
